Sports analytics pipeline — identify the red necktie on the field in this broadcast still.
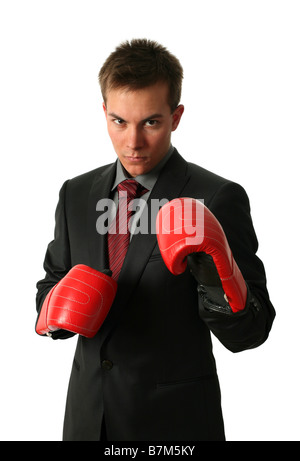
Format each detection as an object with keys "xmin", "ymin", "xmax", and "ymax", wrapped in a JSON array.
[{"xmin": 108, "ymin": 179, "xmax": 148, "ymax": 280}]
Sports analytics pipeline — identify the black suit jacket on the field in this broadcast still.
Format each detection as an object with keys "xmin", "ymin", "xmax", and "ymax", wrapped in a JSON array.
[{"xmin": 36, "ymin": 149, "xmax": 275, "ymax": 441}]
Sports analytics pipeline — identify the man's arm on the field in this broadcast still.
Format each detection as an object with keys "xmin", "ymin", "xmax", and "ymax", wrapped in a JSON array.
[
  {"xmin": 199, "ymin": 181, "xmax": 275, "ymax": 352},
  {"xmin": 35, "ymin": 180, "xmax": 74, "ymax": 339},
  {"xmin": 156, "ymin": 183, "xmax": 275, "ymax": 352}
]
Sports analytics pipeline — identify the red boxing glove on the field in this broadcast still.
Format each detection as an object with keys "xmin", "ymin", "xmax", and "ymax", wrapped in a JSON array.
[
  {"xmin": 36, "ymin": 265, "xmax": 117, "ymax": 338},
  {"xmin": 156, "ymin": 198, "xmax": 247, "ymax": 313}
]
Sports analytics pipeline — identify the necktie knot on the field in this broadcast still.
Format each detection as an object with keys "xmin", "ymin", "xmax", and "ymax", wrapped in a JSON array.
[{"xmin": 117, "ymin": 179, "xmax": 147, "ymax": 199}]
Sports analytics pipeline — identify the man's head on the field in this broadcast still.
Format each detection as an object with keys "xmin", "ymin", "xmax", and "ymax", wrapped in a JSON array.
[
  {"xmin": 99, "ymin": 38, "xmax": 183, "ymax": 113},
  {"xmin": 99, "ymin": 39, "xmax": 184, "ymax": 177}
]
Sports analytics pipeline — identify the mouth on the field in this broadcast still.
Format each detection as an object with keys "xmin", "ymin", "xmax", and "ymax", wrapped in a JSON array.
[{"xmin": 125, "ymin": 155, "xmax": 148, "ymax": 162}]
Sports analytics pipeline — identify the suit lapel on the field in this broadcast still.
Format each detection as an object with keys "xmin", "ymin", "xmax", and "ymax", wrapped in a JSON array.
[{"xmin": 87, "ymin": 162, "xmax": 117, "ymax": 271}]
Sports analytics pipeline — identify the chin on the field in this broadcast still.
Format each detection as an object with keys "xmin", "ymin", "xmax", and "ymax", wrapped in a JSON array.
[
  {"xmin": 124, "ymin": 162, "xmax": 151, "ymax": 178},
  {"xmin": 127, "ymin": 167, "xmax": 149, "ymax": 178}
]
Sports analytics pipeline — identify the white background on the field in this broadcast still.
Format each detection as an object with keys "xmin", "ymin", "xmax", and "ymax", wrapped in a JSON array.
[{"xmin": 0, "ymin": 0, "xmax": 299, "ymax": 441}]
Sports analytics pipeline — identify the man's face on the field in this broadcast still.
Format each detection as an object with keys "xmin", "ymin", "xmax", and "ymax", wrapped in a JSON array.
[{"xmin": 103, "ymin": 82, "xmax": 184, "ymax": 177}]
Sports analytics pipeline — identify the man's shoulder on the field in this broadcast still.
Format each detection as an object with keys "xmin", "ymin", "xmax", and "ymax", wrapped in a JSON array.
[
  {"xmin": 187, "ymin": 160, "xmax": 229, "ymax": 182},
  {"xmin": 173, "ymin": 149, "xmax": 231, "ymax": 186},
  {"xmin": 173, "ymin": 151, "xmax": 246, "ymax": 205},
  {"xmin": 66, "ymin": 162, "xmax": 115, "ymax": 189},
  {"xmin": 185, "ymin": 158, "xmax": 234, "ymax": 195},
  {"xmin": 183, "ymin": 158, "xmax": 249, "ymax": 209}
]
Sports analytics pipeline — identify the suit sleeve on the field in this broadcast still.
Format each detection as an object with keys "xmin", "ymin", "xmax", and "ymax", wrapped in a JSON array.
[
  {"xmin": 197, "ymin": 181, "xmax": 276, "ymax": 352},
  {"xmin": 35, "ymin": 180, "xmax": 75, "ymax": 339}
]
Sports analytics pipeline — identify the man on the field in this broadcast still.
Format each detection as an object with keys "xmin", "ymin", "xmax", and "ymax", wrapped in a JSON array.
[{"xmin": 35, "ymin": 39, "xmax": 275, "ymax": 441}]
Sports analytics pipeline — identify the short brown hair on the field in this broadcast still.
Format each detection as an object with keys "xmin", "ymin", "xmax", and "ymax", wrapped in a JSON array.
[{"xmin": 98, "ymin": 39, "xmax": 183, "ymax": 112}]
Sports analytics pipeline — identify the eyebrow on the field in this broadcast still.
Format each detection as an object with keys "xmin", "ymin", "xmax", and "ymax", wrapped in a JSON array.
[{"xmin": 107, "ymin": 112, "xmax": 164, "ymax": 123}]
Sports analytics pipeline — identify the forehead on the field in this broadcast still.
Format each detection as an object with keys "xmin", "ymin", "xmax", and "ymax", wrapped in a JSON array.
[{"xmin": 105, "ymin": 82, "xmax": 171, "ymax": 118}]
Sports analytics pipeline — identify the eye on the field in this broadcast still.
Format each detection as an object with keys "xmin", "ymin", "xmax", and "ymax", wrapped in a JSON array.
[
  {"xmin": 113, "ymin": 118, "xmax": 125, "ymax": 126},
  {"xmin": 145, "ymin": 119, "xmax": 158, "ymax": 127}
]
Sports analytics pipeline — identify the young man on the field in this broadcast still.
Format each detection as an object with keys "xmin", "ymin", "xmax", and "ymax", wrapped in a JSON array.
[{"xmin": 36, "ymin": 39, "xmax": 275, "ymax": 441}]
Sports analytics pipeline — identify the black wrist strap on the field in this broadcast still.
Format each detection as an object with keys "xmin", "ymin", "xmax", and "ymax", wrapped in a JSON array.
[{"xmin": 197, "ymin": 284, "xmax": 233, "ymax": 315}]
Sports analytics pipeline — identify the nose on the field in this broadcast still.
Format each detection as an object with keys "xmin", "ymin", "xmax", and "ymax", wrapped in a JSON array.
[{"xmin": 126, "ymin": 126, "xmax": 144, "ymax": 151}]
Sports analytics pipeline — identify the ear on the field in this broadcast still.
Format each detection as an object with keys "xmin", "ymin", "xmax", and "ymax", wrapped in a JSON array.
[
  {"xmin": 102, "ymin": 102, "xmax": 107, "ymax": 118},
  {"xmin": 171, "ymin": 104, "xmax": 184, "ymax": 131}
]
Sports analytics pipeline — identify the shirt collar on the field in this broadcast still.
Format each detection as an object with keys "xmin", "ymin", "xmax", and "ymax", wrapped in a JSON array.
[{"xmin": 111, "ymin": 144, "xmax": 174, "ymax": 192}]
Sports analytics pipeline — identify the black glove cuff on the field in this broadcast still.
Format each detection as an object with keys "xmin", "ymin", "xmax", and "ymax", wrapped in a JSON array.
[{"xmin": 197, "ymin": 284, "xmax": 233, "ymax": 315}]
